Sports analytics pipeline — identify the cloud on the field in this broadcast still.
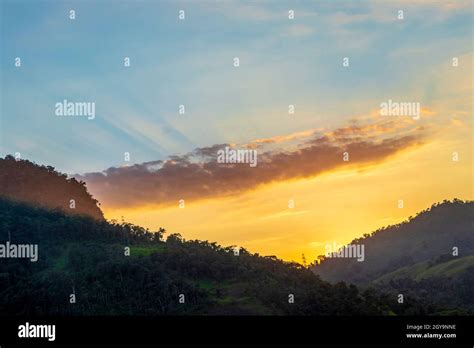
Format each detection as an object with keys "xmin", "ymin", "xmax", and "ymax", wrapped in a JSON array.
[
  {"xmin": 249, "ymin": 129, "xmax": 320, "ymax": 146},
  {"xmin": 78, "ymin": 118, "xmax": 425, "ymax": 209}
]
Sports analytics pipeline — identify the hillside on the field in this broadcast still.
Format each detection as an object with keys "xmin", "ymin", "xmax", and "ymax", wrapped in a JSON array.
[
  {"xmin": 373, "ymin": 256, "xmax": 474, "ymax": 283},
  {"xmin": 0, "ymin": 156, "xmax": 469, "ymax": 315},
  {"xmin": 0, "ymin": 197, "xmax": 439, "ymax": 316},
  {"xmin": 312, "ymin": 200, "xmax": 474, "ymax": 310},
  {"xmin": 0, "ymin": 156, "xmax": 103, "ymax": 220}
]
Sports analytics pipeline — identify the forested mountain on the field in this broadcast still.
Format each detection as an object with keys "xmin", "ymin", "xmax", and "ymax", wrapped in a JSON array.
[
  {"xmin": 312, "ymin": 200, "xmax": 474, "ymax": 311},
  {"xmin": 0, "ymin": 156, "xmax": 470, "ymax": 315},
  {"xmin": 0, "ymin": 197, "xmax": 441, "ymax": 316},
  {"xmin": 0, "ymin": 156, "xmax": 103, "ymax": 220}
]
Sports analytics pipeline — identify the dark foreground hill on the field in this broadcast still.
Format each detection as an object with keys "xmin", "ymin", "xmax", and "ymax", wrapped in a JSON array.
[
  {"xmin": 312, "ymin": 200, "xmax": 474, "ymax": 312},
  {"xmin": 0, "ymin": 156, "xmax": 469, "ymax": 315},
  {"xmin": 0, "ymin": 197, "xmax": 440, "ymax": 316},
  {"xmin": 0, "ymin": 156, "xmax": 103, "ymax": 220}
]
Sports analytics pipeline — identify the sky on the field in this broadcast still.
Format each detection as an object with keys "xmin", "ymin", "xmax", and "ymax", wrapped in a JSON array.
[{"xmin": 1, "ymin": 0, "xmax": 473, "ymax": 262}]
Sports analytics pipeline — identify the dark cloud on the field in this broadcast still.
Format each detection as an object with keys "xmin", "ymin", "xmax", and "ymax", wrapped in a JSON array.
[{"xmin": 77, "ymin": 123, "xmax": 424, "ymax": 208}]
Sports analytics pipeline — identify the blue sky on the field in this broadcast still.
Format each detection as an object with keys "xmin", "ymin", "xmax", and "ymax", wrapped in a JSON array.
[{"xmin": 1, "ymin": 0, "xmax": 472, "ymax": 173}]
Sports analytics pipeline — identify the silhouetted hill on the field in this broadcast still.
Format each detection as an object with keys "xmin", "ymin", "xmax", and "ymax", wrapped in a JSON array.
[
  {"xmin": 312, "ymin": 200, "xmax": 474, "ymax": 310},
  {"xmin": 0, "ymin": 159, "xmax": 468, "ymax": 315},
  {"xmin": 0, "ymin": 197, "xmax": 440, "ymax": 315},
  {"xmin": 0, "ymin": 155, "xmax": 103, "ymax": 220}
]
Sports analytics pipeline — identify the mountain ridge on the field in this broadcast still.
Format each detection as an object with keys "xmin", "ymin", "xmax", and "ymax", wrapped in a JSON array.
[
  {"xmin": 0, "ymin": 156, "xmax": 104, "ymax": 220},
  {"xmin": 0, "ymin": 196, "xmax": 436, "ymax": 315},
  {"xmin": 0, "ymin": 156, "xmax": 470, "ymax": 314},
  {"xmin": 312, "ymin": 200, "xmax": 474, "ymax": 311}
]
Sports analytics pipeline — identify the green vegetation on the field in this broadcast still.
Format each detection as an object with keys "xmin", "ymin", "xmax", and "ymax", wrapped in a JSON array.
[
  {"xmin": 0, "ymin": 198, "xmax": 437, "ymax": 316},
  {"xmin": 374, "ymin": 256, "xmax": 474, "ymax": 283},
  {"xmin": 0, "ymin": 157, "xmax": 470, "ymax": 315},
  {"xmin": 130, "ymin": 245, "xmax": 166, "ymax": 257}
]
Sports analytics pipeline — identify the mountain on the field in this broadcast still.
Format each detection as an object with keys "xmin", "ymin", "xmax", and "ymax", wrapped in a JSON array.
[
  {"xmin": 0, "ymin": 156, "xmax": 467, "ymax": 315},
  {"xmin": 1, "ymin": 197, "xmax": 441, "ymax": 315},
  {"xmin": 312, "ymin": 200, "xmax": 474, "ymax": 311},
  {"xmin": 0, "ymin": 156, "xmax": 103, "ymax": 220}
]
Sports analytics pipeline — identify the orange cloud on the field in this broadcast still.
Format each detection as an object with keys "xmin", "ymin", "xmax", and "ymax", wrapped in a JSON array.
[{"xmin": 78, "ymin": 119, "xmax": 425, "ymax": 209}]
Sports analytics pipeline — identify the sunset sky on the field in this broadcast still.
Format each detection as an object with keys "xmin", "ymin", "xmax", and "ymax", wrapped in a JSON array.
[{"xmin": 1, "ymin": 1, "xmax": 472, "ymax": 262}]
